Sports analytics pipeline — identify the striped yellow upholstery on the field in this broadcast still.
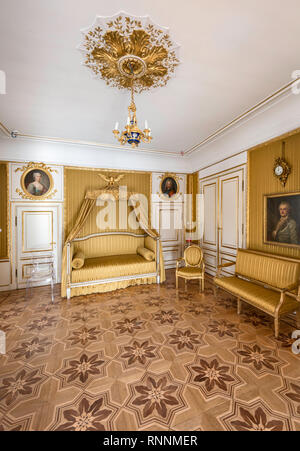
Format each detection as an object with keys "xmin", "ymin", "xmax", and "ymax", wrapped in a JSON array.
[
  {"xmin": 184, "ymin": 246, "xmax": 202, "ymax": 266},
  {"xmin": 72, "ymin": 254, "xmax": 156, "ymax": 283},
  {"xmin": 215, "ymin": 276, "xmax": 299, "ymax": 315},
  {"xmin": 74, "ymin": 234, "xmax": 145, "ymax": 258},
  {"xmin": 214, "ymin": 249, "xmax": 300, "ymax": 337},
  {"xmin": 235, "ymin": 250, "xmax": 300, "ymax": 290},
  {"xmin": 145, "ymin": 236, "xmax": 156, "ymax": 253},
  {"xmin": 177, "ymin": 267, "xmax": 204, "ymax": 277}
]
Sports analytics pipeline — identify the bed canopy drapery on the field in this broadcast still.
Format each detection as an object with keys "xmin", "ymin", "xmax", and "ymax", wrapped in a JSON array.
[{"xmin": 61, "ymin": 188, "xmax": 165, "ymax": 297}]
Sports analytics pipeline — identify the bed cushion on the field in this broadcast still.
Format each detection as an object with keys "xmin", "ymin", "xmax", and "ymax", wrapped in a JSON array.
[
  {"xmin": 72, "ymin": 254, "xmax": 156, "ymax": 283},
  {"xmin": 137, "ymin": 247, "xmax": 155, "ymax": 261},
  {"xmin": 71, "ymin": 251, "xmax": 85, "ymax": 269}
]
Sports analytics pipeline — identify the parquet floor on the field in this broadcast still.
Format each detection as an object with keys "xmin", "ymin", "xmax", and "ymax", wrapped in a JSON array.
[{"xmin": 0, "ymin": 270, "xmax": 299, "ymax": 431}]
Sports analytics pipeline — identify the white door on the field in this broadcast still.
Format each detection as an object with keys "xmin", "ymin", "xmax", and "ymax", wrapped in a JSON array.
[
  {"xmin": 218, "ymin": 169, "xmax": 245, "ymax": 276},
  {"xmin": 15, "ymin": 205, "xmax": 60, "ymax": 288},
  {"xmin": 152, "ymin": 202, "xmax": 184, "ymax": 269},
  {"xmin": 199, "ymin": 177, "xmax": 218, "ymax": 276},
  {"xmin": 200, "ymin": 167, "xmax": 246, "ymax": 276}
]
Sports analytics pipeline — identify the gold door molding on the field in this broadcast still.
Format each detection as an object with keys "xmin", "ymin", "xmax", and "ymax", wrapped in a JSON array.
[
  {"xmin": 202, "ymin": 182, "xmax": 217, "ymax": 246},
  {"xmin": 220, "ymin": 176, "xmax": 239, "ymax": 251},
  {"xmin": 200, "ymin": 164, "xmax": 246, "ymax": 275}
]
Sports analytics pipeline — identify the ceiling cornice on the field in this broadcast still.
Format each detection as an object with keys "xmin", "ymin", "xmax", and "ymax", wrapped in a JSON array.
[
  {"xmin": 1, "ymin": 77, "xmax": 299, "ymax": 158},
  {"xmin": 0, "ymin": 126, "xmax": 181, "ymax": 157},
  {"xmin": 182, "ymin": 77, "xmax": 300, "ymax": 156},
  {"xmin": 0, "ymin": 121, "xmax": 11, "ymax": 137}
]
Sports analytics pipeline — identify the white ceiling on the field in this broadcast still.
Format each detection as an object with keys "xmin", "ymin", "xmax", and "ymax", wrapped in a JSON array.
[{"xmin": 1, "ymin": 0, "xmax": 300, "ymax": 155}]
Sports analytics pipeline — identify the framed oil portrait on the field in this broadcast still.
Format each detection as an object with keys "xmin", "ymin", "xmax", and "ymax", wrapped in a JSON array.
[
  {"xmin": 19, "ymin": 163, "xmax": 54, "ymax": 200},
  {"xmin": 160, "ymin": 174, "xmax": 179, "ymax": 199},
  {"xmin": 264, "ymin": 192, "xmax": 300, "ymax": 248}
]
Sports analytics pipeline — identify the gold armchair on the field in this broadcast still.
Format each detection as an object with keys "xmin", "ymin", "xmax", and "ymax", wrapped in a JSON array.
[{"xmin": 176, "ymin": 245, "xmax": 205, "ymax": 292}]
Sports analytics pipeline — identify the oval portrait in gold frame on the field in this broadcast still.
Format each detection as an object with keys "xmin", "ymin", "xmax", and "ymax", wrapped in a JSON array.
[
  {"xmin": 21, "ymin": 166, "xmax": 54, "ymax": 200},
  {"xmin": 159, "ymin": 173, "xmax": 180, "ymax": 200}
]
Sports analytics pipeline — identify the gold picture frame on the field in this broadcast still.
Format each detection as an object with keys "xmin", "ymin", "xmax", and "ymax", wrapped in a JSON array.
[
  {"xmin": 158, "ymin": 173, "xmax": 181, "ymax": 200},
  {"xmin": 263, "ymin": 192, "xmax": 300, "ymax": 249},
  {"xmin": 16, "ymin": 162, "xmax": 57, "ymax": 200}
]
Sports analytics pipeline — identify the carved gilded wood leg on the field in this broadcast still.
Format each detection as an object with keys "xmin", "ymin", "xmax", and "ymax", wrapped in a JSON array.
[
  {"xmin": 176, "ymin": 274, "xmax": 178, "ymax": 290},
  {"xmin": 237, "ymin": 298, "xmax": 242, "ymax": 315},
  {"xmin": 274, "ymin": 316, "xmax": 280, "ymax": 339}
]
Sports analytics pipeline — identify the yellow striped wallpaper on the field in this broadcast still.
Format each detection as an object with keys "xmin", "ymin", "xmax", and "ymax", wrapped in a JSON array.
[
  {"xmin": 248, "ymin": 129, "xmax": 300, "ymax": 260},
  {"xmin": 187, "ymin": 172, "xmax": 198, "ymax": 224}
]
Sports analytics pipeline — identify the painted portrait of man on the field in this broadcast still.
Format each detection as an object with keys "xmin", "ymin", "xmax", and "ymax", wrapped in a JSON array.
[
  {"xmin": 265, "ymin": 194, "xmax": 300, "ymax": 247},
  {"xmin": 161, "ymin": 177, "xmax": 178, "ymax": 198}
]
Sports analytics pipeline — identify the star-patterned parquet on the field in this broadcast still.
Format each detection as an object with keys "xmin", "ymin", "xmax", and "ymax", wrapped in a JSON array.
[{"xmin": 0, "ymin": 270, "xmax": 299, "ymax": 431}]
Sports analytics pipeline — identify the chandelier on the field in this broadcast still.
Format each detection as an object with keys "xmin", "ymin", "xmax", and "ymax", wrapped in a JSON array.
[
  {"xmin": 78, "ymin": 12, "xmax": 180, "ymax": 148},
  {"xmin": 113, "ymin": 80, "xmax": 151, "ymax": 148}
]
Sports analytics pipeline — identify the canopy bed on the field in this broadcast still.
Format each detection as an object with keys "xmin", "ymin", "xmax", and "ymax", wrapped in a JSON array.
[{"xmin": 61, "ymin": 185, "xmax": 165, "ymax": 299}]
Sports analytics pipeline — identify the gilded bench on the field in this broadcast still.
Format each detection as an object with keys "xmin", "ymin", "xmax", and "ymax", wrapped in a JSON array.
[{"xmin": 214, "ymin": 249, "xmax": 300, "ymax": 338}]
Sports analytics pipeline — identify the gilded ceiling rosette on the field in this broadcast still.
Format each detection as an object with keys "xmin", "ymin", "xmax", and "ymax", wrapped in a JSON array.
[{"xmin": 77, "ymin": 11, "xmax": 180, "ymax": 92}]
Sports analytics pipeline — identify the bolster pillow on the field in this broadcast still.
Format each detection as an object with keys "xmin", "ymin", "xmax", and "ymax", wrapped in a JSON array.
[
  {"xmin": 72, "ymin": 251, "xmax": 85, "ymax": 269},
  {"xmin": 137, "ymin": 247, "xmax": 155, "ymax": 261}
]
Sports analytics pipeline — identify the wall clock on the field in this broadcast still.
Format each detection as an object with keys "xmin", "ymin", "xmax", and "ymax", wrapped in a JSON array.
[{"xmin": 273, "ymin": 156, "xmax": 291, "ymax": 187}]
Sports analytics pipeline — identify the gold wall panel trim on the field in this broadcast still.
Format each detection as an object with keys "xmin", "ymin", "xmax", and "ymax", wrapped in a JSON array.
[
  {"xmin": 203, "ymin": 251, "xmax": 217, "ymax": 257},
  {"xmin": 220, "ymin": 176, "xmax": 239, "ymax": 250},
  {"xmin": 203, "ymin": 182, "xmax": 217, "ymax": 246},
  {"xmin": 199, "ymin": 164, "xmax": 246, "ymax": 182}
]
